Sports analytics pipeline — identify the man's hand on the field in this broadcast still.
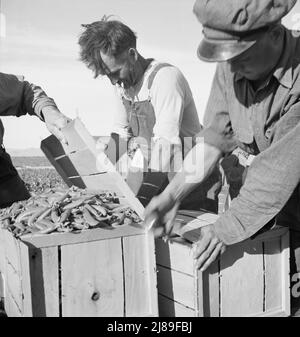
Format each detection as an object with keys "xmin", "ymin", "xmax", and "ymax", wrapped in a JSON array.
[
  {"xmin": 42, "ymin": 107, "xmax": 71, "ymax": 144},
  {"xmin": 193, "ymin": 224, "xmax": 226, "ymax": 271},
  {"xmin": 144, "ymin": 192, "xmax": 180, "ymax": 238}
]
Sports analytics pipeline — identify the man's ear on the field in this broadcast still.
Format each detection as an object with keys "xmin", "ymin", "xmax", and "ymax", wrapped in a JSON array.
[{"xmin": 128, "ymin": 48, "xmax": 138, "ymax": 63}]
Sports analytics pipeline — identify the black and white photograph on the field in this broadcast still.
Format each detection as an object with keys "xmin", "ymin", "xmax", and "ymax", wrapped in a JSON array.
[{"xmin": 0, "ymin": 0, "xmax": 299, "ymax": 324}]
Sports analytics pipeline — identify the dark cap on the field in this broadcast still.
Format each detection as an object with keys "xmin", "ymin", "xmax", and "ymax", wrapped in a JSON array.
[{"xmin": 193, "ymin": 0, "xmax": 297, "ymax": 62}]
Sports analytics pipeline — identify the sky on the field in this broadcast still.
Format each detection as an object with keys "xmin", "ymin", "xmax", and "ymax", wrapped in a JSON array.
[{"xmin": 0, "ymin": 0, "xmax": 300, "ymax": 149}]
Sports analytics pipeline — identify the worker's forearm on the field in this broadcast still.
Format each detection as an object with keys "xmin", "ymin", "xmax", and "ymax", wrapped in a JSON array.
[{"xmin": 163, "ymin": 142, "xmax": 222, "ymax": 202}]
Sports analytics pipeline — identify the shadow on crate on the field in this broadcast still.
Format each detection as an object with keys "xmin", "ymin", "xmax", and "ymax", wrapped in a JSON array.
[{"xmin": 0, "ymin": 298, "xmax": 7, "ymax": 317}]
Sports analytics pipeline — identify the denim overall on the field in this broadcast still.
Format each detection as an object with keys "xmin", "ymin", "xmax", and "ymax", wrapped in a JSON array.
[
  {"xmin": 122, "ymin": 63, "xmax": 220, "ymax": 211},
  {"xmin": 123, "ymin": 63, "xmax": 169, "ymax": 198}
]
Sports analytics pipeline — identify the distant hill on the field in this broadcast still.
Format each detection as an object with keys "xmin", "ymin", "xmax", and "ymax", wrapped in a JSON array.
[
  {"xmin": 11, "ymin": 156, "xmax": 52, "ymax": 168},
  {"xmin": 7, "ymin": 148, "xmax": 44, "ymax": 157}
]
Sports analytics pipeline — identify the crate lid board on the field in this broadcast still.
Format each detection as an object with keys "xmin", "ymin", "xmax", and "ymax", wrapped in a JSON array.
[{"xmin": 40, "ymin": 118, "xmax": 145, "ymax": 220}]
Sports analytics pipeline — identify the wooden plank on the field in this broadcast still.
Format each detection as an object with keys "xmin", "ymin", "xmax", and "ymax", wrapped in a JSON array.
[
  {"xmin": 0, "ymin": 228, "xmax": 5, "ymax": 273},
  {"xmin": 177, "ymin": 210, "xmax": 219, "ymax": 224},
  {"xmin": 123, "ymin": 235, "xmax": 154, "ymax": 317},
  {"xmin": 202, "ymin": 260, "xmax": 220, "ymax": 317},
  {"xmin": 5, "ymin": 289, "xmax": 22, "ymax": 317},
  {"xmin": 0, "ymin": 228, "xmax": 5, "ymax": 299},
  {"xmin": 157, "ymin": 265, "xmax": 195, "ymax": 309},
  {"xmin": 18, "ymin": 242, "xmax": 33, "ymax": 317},
  {"xmin": 155, "ymin": 238, "xmax": 194, "ymax": 276},
  {"xmin": 41, "ymin": 135, "xmax": 67, "ymax": 159},
  {"xmin": 61, "ymin": 238, "xmax": 124, "ymax": 317},
  {"xmin": 21, "ymin": 225, "xmax": 145, "ymax": 249},
  {"xmin": 55, "ymin": 156, "xmax": 80, "ymax": 178},
  {"xmin": 68, "ymin": 149, "xmax": 106, "ymax": 176},
  {"xmin": 68, "ymin": 176, "xmax": 86, "ymax": 189},
  {"xmin": 41, "ymin": 145, "xmax": 72, "ymax": 187},
  {"xmin": 5, "ymin": 261, "xmax": 22, "ymax": 312},
  {"xmin": 195, "ymin": 269, "xmax": 204, "ymax": 317},
  {"xmin": 3, "ymin": 230, "xmax": 21, "ymax": 272},
  {"xmin": 250, "ymin": 309, "xmax": 289, "ymax": 317},
  {"xmin": 264, "ymin": 238, "xmax": 282, "ymax": 312},
  {"xmin": 81, "ymin": 173, "xmax": 125, "ymax": 195},
  {"xmin": 146, "ymin": 231, "xmax": 159, "ymax": 317},
  {"xmin": 62, "ymin": 118, "xmax": 97, "ymax": 155},
  {"xmin": 220, "ymin": 239, "xmax": 264, "ymax": 316},
  {"xmin": 28, "ymin": 247, "xmax": 59, "ymax": 317},
  {"xmin": 158, "ymin": 294, "xmax": 195, "ymax": 317}
]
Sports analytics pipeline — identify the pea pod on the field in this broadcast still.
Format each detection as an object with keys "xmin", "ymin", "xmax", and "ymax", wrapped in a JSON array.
[
  {"xmin": 82, "ymin": 207, "xmax": 99, "ymax": 227},
  {"xmin": 28, "ymin": 207, "xmax": 51, "ymax": 227}
]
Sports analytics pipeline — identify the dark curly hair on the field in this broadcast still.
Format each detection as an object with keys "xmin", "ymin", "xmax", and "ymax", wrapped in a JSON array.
[{"xmin": 78, "ymin": 16, "xmax": 137, "ymax": 78}]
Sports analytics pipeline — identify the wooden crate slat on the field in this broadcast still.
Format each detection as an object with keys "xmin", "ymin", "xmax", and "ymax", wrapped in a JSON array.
[
  {"xmin": 0, "ymin": 228, "xmax": 5, "ymax": 273},
  {"xmin": 220, "ymin": 239, "xmax": 264, "ymax": 316},
  {"xmin": 5, "ymin": 262, "xmax": 22, "ymax": 312},
  {"xmin": 157, "ymin": 265, "xmax": 195, "ymax": 309},
  {"xmin": 60, "ymin": 121, "xmax": 91, "ymax": 154},
  {"xmin": 19, "ymin": 242, "xmax": 33, "ymax": 317},
  {"xmin": 5, "ymin": 289, "xmax": 22, "ymax": 317},
  {"xmin": 68, "ymin": 149, "xmax": 106, "ymax": 176},
  {"xmin": 155, "ymin": 238, "xmax": 194, "ymax": 276},
  {"xmin": 40, "ymin": 135, "xmax": 67, "ymax": 159},
  {"xmin": 28, "ymin": 247, "xmax": 59, "ymax": 317},
  {"xmin": 158, "ymin": 294, "xmax": 196, "ymax": 317},
  {"xmin": 3, "ymin": 229, "xmax": 21, "ymax": 273},
  {"xmin": 68, "ymin": 176, "xmax": 86, "ymax": 189},
  {"xmin": 21, "ymin": 225, "xmax": 145, "ymax": 249},
  {"xmin": 264, "ymin": 238, "xmax": 282, "ymax": 312},
  {"xmin": 55, "ymin": 156, "xmax": 80, "ymax": 178},
  {"xmin": 81, "ymin": 173, "xmax": 125, "ymax": 195},
  {"xmin": 202, "ymin": 261, "xmax": 220, "ymax": 317},
  {"xmin": 0, "ymin": 228, "xmax": 5, "ymax": 299},
  {"xmin": 123, "ymin": 235, "xmax": 153, "ymax": 316},
  {"xmin": 41, "ymin": 145, "xmax": 72, "ymax": 187},
  {"xmin": 61, "ymin": 239, "xmax": 124, "ymax": 317},
  {"xmin": 177, "ymin": 210, "xmax": 219, "ymax": 224}
]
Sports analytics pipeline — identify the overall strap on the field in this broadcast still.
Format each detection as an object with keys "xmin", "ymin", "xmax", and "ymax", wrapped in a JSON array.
[{"xmin": 147, "ymin": 63, "xmax": 173, "ymax": 91}]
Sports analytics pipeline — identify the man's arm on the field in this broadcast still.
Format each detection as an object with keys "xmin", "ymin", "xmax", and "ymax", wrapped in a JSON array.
[
  {"xmin": 213, "ymin": 121, "xmax": 300, "ymax": 245},
  {"xmin": 0, "ymin": 73, "xmax": 70, "ymax": 142},
  {"xmin": 0, "ymin": 73, "xmax": 57, "ymax": 118},
  {"xmin": 193, "ymin": 121, "xmax": 300, "ymax": 271}
]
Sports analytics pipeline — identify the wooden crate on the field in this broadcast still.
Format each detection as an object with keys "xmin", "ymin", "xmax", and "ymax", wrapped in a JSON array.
[
  {"xmin": 1, "ymin": 118, "xmax": 158, "ymax": 317},
  {"xmin": 156, "ymin": 210, "xmax": 290, "ymax": 317},
  {"xmin": 3, "ymin": 224, "xmax": 157, "ymax": 317}
]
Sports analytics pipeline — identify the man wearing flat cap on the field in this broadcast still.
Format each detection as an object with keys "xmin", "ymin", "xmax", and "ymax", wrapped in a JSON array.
[{"xmin": 145, "ymin": 0, "xmax": 300, "ymax": 308}]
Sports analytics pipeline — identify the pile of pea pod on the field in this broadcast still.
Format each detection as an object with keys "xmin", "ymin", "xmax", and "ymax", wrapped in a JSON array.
[{"xmin": 0, "ymin": 186, "xmax": 142, "ymax": 238}]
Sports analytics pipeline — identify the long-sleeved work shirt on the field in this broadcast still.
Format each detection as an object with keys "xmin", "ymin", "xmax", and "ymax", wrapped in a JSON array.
[
  {"xmin": 214, "ymin": 123, "xmax": 300, "ymax": 244},
  {"xmin": 0, "ymin": 72, "xmax": 58, "ymax": 179},
  {"xmin": 198, "ymin": 25, "xmax": 300, "ymax": 244}
]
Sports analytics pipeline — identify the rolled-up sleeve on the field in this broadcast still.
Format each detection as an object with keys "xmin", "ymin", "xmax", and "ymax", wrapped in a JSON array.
[
  {"xmin": 213, "ymin": 122, "xmax": 300, "ymax": 245},
  {"xmin": 0, "ymin": 73, "xmax": 58, "ymax": 120},
  {"xmin": 196, "ymin": 64, "xmax": 238, "ymax": 154}
]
